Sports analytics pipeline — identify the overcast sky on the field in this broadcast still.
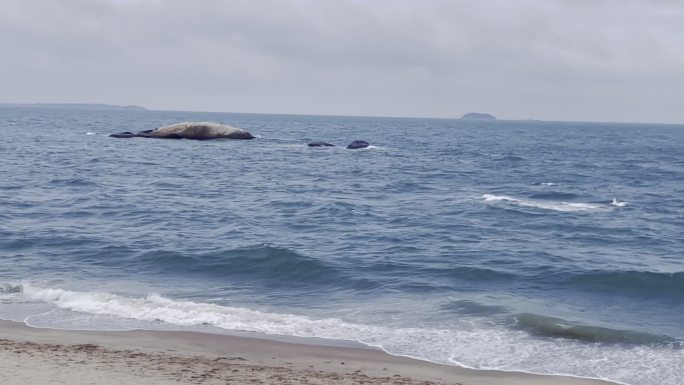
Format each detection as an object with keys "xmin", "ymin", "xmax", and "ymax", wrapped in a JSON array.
[{"xmin": 1, "ymin": 0, "xmax": 682, "ymax": 123}]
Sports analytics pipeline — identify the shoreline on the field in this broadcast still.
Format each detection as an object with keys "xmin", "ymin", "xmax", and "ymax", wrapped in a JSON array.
[{"xmin": 0, "ymin": 320, "xmax": 617, "ymax": 385}]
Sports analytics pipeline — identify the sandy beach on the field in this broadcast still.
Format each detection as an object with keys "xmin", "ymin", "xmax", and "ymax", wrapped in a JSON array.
[{"xmin": 0, "ymin": 320, "xmax": 617, "ymax": 385}]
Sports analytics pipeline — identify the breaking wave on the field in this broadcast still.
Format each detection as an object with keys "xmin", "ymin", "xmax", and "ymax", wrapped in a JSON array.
[
  {"xmin": 512, "ymin": 313, "xmax": 679, "ymax": 346},
  {"xmin": 129, "ymin": 245, "xmax": 376, "ymax": 290},
  {"xmin": 482, "ymin": 194, "xmax": 623, "ymax": 212},
  {"xmin": 4, "ymin": 284, "xmax": 682, "ymax": 385},
  {"xmin": 563, "ymin": 270, "xmax": 684, "ymax": 298},
  {"xmin": 0, "ymin": 284, "xmax": 23, "ymax": 294}
]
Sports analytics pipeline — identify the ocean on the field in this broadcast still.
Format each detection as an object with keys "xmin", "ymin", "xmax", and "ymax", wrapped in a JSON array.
[{"xmin": 0, "ymin": 107, "xmax": 682, "ymax": 385}]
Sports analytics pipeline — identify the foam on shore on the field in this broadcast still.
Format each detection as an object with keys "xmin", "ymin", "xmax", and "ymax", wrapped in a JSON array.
[{"xmin": 0, "ymin": 319, "xmax": 617, "ymax": 385}]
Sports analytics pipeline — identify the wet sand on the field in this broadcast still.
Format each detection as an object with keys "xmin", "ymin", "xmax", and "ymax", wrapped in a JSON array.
[{"xmin": 0, "ymin": 320, "xmax": 616, "ymax": 385}]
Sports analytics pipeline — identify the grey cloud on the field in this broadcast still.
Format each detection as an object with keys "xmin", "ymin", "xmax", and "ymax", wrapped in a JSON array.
[{"xmin": 0, "ymin": 0, "xmax": 682, "ymax": 123}]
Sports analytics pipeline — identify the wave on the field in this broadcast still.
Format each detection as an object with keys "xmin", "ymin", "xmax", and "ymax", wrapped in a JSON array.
[
  {"xmin": 440, "ymin": 300, "xmax": 509, "ymax": 316},
  {"xmin": 20, "ymin": 284, "xmax": 352, "ymax": 334},
  {"xmin": 16, "ymin": 284, "xmax": 679, "ymax": 349},
  {"xmin": 480, "ymin": 153, "xmax": 526, "ymax": 162},
  {"xmin": 0, "ymin": 284, "xmax": 23, "ymax": 294},
  {"xmin": 512, "ymin": 313, "xmax": 679, "ymax": 346},
  {"xmin": 429, "ymin": 266, "xmax": 518, "ymax": 282},
  {"xmin": 15, "ymin": 284, "xmax": 399, "ymax": 344},
  {"xmin": 482, "ymin": 194, "xmax": 619, "ymax": 212},
  {"xmin": 48, "ymin": 177, "xmax": 98, "ymax": 188},
  {"xmin": 131, "ymin": 245, "xmax": 376, "ymax": 290},
  {"xmin": 6, "ymin": 284, "xmax": 684, "ymax": 385},
  {"xmin": 564, "ymin": 270, "xmax": 684, "ymax": 298},
  {"xmin": 495, "ymin": 155, "xmax": 526, "ymax": 162}
]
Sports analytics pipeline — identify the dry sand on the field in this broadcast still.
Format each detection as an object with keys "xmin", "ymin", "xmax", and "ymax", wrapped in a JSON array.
[{"xmin": 0, "ymin": 320, "xmax": 616, "ymax": 385}]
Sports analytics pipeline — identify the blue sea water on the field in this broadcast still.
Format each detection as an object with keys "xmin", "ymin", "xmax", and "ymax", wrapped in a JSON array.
[{"xmin": 0, "ymin": 107, "xmax": 682, "ymax": 385}]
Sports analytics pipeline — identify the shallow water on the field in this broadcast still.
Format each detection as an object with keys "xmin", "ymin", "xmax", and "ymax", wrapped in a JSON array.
[{"xmin": 1, "ymin": 107, "xmax": 683, "ymax": 385}]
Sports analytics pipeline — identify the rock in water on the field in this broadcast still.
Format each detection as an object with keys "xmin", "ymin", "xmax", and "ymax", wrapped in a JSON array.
[
  {"xmin": 138, "ymin": 122, "xmax": 254, "ymax": 140},
  {"xmin": 346, "ymin": 140, "xmax": 370, "ymax": 149},
  {"xmin": 109, "ymin": 132, "xmax": 137, "ymax": 138},
  {"xmin": 308, "ymin": 141, "xmax": 335, "ymax": 147}
]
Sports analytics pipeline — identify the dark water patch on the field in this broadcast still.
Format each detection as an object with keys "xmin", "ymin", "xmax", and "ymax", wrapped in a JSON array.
[
  {"xmin": 441, "ymin": 300, "xmax": 509, "ymax": 316},
  {"xmin": 512, "ymin": 313, "xmax": 679, "ymax": 346},
  {"xmin": 61, "ymin": 210, "xmax": 97, "ymax": 219},
  {"xmin": 492, "ymin": 155, "xmax": 527, "ymax": 163},
  {"xmin": 146, "ymin": 181, "xmax": 183, "ymax": 189},
  {"xmin": 1, "ymin": 235, "xmax": 98, "ymax": 251},
  {"xmin": 421, "ymin": 266, "xmax": 519, "ymax": 283},
  {"xmin": 529, "ymin": 192, "xmax": 581, "ymax": 200},
  {"xmin": 265, "ymin": 200, "xmax": 315, "ymax": 210},
  {"xmin": 70, "ymin": 244, "xmax": 139, "ymax": 266},
  {"xmin": 0, "ymin": 184, "xmax": 24, "ymax": 191},
  {"xmin": 383, "ymin": 179, "xmax": 439, "ymax": 191},
  {"xmin": 308, "ymin": 201, "xmax": 377, "ymax": 218},
  {"xmin": 132, "ymin": 245, "xmax": 377, "ymax": 290},
  {"xmin": 390, "ymin": 282, "xmax": 454, "ymax": 293},
  {"xmin": 48, "ymin": 177, "xmax": 98, "ymax": 188},
  {"xmin": 562, "ymin": 270, "xmax": 684, "ymax": 298},
  {"xmin": 559, "ymin": 233, "xmax": 628, "ymax": 246},
  {"xmin": 362, "ymin": 259, "xmax": 520, "ymax": 290}
]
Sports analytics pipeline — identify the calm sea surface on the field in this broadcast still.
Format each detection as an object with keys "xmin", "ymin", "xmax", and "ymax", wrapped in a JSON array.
[{"xmin": 1, "ymin": 107, "xmax": 682, "ymax": 385}]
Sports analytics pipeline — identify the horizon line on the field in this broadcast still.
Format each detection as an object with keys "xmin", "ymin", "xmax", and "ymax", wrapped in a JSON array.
[{"xmin": 1, "ymin": 101, "xmax": 682, "ymax": 126}]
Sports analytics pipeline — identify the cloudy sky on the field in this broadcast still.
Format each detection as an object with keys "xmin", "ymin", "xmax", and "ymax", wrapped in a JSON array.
[{"xmin": 1, "ymin": 0, "xmax": 682, "ymax": 123}]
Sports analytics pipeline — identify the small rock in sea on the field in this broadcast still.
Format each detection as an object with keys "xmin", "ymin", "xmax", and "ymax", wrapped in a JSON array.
[
  {"xmin": 109, "ymin": 132, "xmax": 137, "ymax": 138},
  {"xmin": 308, "ymin": 141, "xmax": 335, "ymax": 147},
  {"xmin": 346, "ymin": 140, "xmax": 370, "ymax": 149}
]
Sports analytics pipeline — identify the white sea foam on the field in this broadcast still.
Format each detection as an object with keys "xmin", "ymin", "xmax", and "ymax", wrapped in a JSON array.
[
  {"xmin": 10, "ymin": 283, "xmax": 683, "ymax": 385},
  {"xmin": 611, "ymin": 198, "xmax": 628, "ymax": 207},
  {"xmin": 85, "ymin": 132, "xmax": 96, "ymax": 135},
  {"xmin": 482, "ymin": 194, "xmax": 610, "ymax": 212},
  {"xmin": 350, "ymin": 144, "xmax": 386, "ymax": 150}
]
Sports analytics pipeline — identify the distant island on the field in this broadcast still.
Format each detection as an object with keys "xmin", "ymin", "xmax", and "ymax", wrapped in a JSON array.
[
  {"xmin": 0, "ymin": 103, "xmax": 147, "ymax": 111},
  {"xmin": 461, "ymin": 112, "xmax": 496, "ymax": 120}
]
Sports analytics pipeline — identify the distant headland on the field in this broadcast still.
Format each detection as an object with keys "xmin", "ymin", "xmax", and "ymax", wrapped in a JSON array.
[
  {"xmin": 0, "ymin": 103, "xmax": 147, "ymax": 111},
  {"xmin": 461, "ymin": 112, "xmax": 496, "ymax": 120}
]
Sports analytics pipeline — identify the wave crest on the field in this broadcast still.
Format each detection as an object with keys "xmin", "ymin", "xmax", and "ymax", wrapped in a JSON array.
[
  {"xmin": 566, "ymin": 270, "xmax": 684, "ymax": 298},
  {"xmin": 512, "ymin": 313, "xmax": 678, "ymax": 346},
  {"xmin": 0, "ymin": 284, "xmax": 23, "ymax": 294},
  {"xmin": 482, "ymin": 194, "xmax": 616, "ymax": 212},
  {"xmin": 10, "ymin": 284, "xmax": 684, "ymax": 385},
  {"xmin": 133, "ymin": 245, "xmax": 375, "ymax": 290}
]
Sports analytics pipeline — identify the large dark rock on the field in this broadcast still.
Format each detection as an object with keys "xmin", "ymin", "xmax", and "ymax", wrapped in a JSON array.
[
  {"xmin": 141, "ymin": 122, "xmax": 254, "ymax": 140},
  {"xmin": 346, "ymin": 140, "xmax": 370, "ymax": 149},
  {"xmin": 110, "ymin": 122, "xmax": 255, "ymax": 140}
]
